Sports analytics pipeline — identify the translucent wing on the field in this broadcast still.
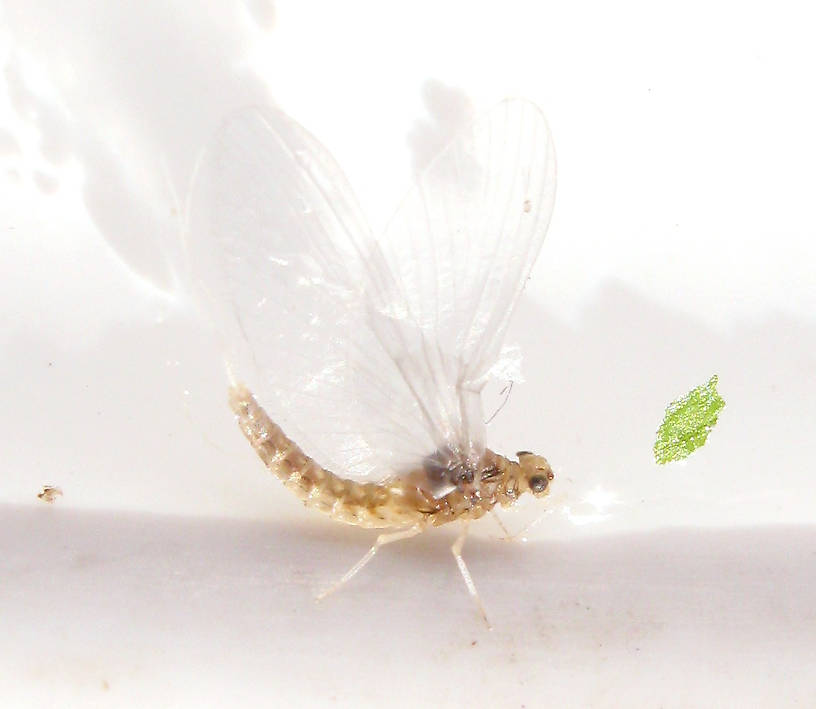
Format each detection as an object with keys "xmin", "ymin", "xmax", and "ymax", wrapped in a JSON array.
[
  {"xmin": 189, "ymin": 99, "xmax": 555, "ymax": 492},
  {"xmin": 189, "ymin": 107, "xmax": 435, "ymax": 481},
  {"xmin": 369, "ymin": 99, "xmax": 556, "ymax": 468}
]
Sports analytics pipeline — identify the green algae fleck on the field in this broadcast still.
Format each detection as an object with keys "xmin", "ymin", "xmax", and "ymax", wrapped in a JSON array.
[{"xmin": 654, "ymin": 375, "xmax": 725, "ymax": 464}]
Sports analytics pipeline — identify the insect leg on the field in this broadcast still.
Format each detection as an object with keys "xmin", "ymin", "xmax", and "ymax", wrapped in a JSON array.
[
  {"xmin": 501, "ymin": 511, "xmax": 553, "ymax": 542},
  {"xmin": 316, "ymin": 523, "xmax": 425, "ymax": 601},
  {"xmin": 489, "ymin": 508, "xmax": 512, "ymax": 539},
  {"xmin": 450, "ymin": 521, "xmax": 491, "ymax": 629}
]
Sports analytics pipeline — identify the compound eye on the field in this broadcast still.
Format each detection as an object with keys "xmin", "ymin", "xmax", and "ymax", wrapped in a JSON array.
[{"xmin": 529, "ymin": 475, "xmax": 549, "ymax": 494}]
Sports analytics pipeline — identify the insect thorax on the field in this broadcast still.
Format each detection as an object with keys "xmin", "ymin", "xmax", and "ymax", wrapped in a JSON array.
[{"xmin": 421, "ymin": 446, "xmax": 508, "ymax": 504}]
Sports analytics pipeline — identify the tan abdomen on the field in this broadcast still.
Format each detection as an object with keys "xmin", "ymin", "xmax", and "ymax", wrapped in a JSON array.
[{"xmin": 229, "ymin": 385, "xmax": 432, "ymax": 529}]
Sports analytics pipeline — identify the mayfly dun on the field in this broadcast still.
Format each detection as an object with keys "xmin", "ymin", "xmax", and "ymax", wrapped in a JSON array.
[{"xmin": 189, "ymin": 98, "xmax": 557, "ymax": 625}]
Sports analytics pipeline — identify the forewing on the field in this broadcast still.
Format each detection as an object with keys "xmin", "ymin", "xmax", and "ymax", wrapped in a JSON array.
[
  {"xmin": 370, "ymin": 99, "xmax": 556, "ymax": 465},
  {"xmin": 188, "ymin": 107, "xmax": 435, "ymax": 480}
]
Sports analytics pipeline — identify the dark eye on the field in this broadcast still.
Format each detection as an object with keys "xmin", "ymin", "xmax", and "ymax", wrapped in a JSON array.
[{"xmin": 529, "ymin": 475, "xmax": 549, "ymax": 494}]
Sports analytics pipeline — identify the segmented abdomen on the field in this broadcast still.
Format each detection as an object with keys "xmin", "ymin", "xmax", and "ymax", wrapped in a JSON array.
[{"xmin": 229, "ymin": 385, "xmax": 429, "ymax": 529}]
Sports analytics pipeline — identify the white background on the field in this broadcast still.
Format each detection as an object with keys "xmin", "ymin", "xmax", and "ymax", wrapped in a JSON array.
[{"xmin": 2, "ymin": 1, "xmax": 815, "ymax": 706}]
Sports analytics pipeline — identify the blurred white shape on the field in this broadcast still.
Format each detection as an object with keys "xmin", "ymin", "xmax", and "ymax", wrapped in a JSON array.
[{"xmin": 562, "ymin": 485, "xmax": 622, "ymax": 526}]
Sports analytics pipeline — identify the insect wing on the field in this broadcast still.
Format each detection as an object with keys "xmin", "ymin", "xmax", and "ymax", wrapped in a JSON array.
[
  {"xmin": 189, "ymin": 107, "xmax": 435, "ymax": 481},
  {"xmin": 189, "ymin": 100, "xmax": 556, "ymax": 491},
  {"xmin": 370, "ymin": 99, "xmax": 556, "ymax": 467}
]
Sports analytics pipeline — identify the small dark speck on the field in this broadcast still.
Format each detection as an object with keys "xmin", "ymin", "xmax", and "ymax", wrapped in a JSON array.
[
  {"xmin": 471, "ymin": 640, "xmax": 477, "ymax": 647},
  {"xmin": 48, "ymin": 362, "xmax": 53, "ymax": 367}
]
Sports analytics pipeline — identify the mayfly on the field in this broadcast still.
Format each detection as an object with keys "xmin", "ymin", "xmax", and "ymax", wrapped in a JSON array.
[{"xmin": 189, "ymin": 98, "xmax": 557, "ymax": 624}]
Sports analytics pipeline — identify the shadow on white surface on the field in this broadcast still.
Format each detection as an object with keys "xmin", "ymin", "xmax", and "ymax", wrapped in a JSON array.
[
  {"xmin": 407, "ymin": 79, "xmax": 474, "ymax": 177},
  {"xmin": 2, "ymin": 0, "xmax": 273, "ymax": 290},
  {"xmin": 2, "ymin": 504, "xmax": 814, "ymax": 707}
]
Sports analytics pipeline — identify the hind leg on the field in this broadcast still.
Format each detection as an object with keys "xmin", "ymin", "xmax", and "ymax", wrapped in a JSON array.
[
  {"xmin": 316, "ymin": 523, "xmax": 424, "ymax": 601},
  {"xmin": 451, "ymin": 521, "xmax": 491, "ymax": 629}
]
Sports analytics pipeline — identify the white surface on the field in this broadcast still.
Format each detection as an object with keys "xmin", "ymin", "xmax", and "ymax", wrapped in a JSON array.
[
  {"xmin": 3, "ymin": 506, "xmax": 815, "ymax": 708},
  {"xmin": 2, "ymin": 1, "xmax": 816, "ymax": 706}
]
